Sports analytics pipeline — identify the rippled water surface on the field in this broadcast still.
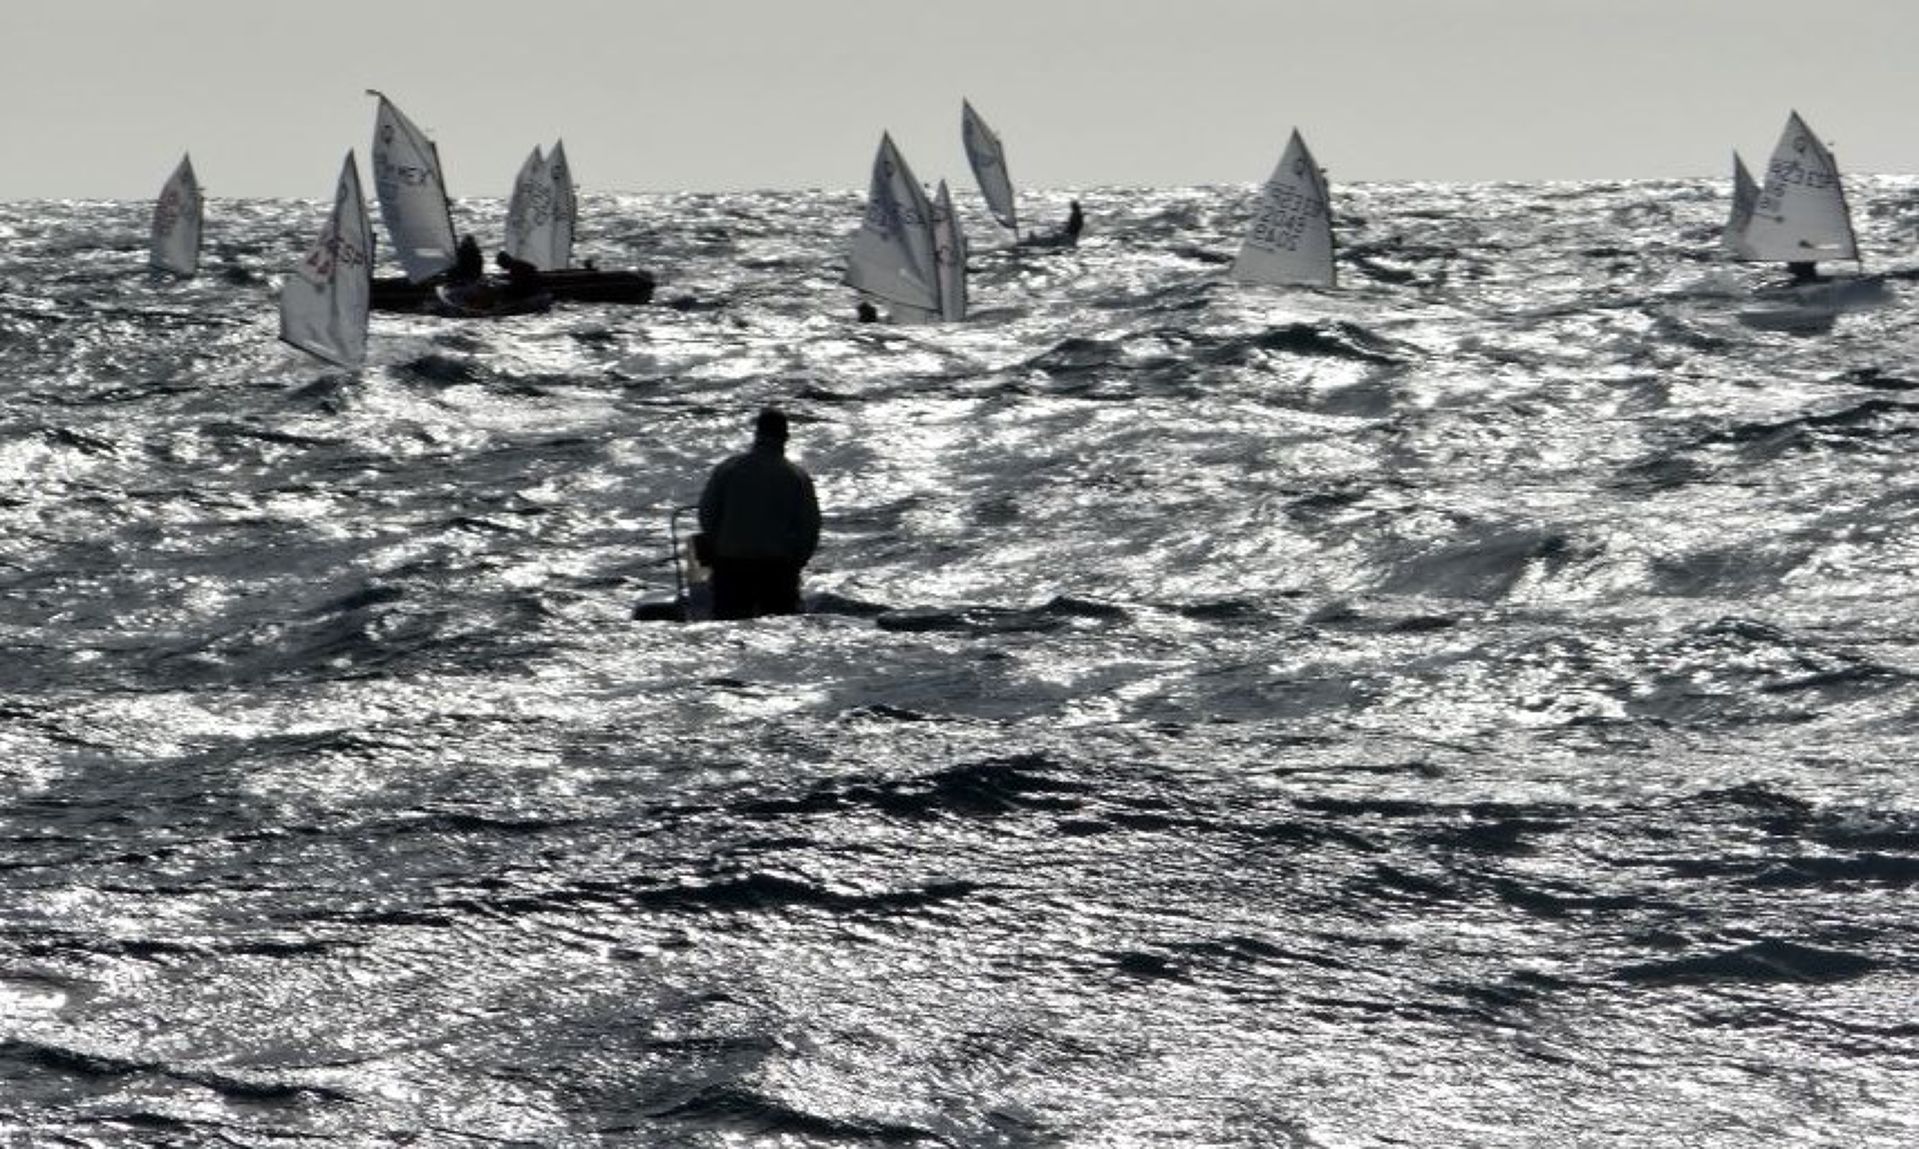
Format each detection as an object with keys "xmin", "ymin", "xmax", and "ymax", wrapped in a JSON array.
[{"xmin": 1, "ymin": 180, "xmax": 1917, "ymax": 1146}]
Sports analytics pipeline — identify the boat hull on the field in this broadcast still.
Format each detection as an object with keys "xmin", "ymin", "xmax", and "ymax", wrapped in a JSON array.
[
  {"xmin": 431, "ymin": 283, "xmax": 554, "ymax": 319},
  {"xmin": 372, "ymin": 267, "xmax": 655, "ymax": 313}
]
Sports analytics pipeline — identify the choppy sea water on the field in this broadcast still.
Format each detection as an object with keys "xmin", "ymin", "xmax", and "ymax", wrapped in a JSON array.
[{"xmin": 1, "ymin": 179, "xmax": 1917, "ymax": 1147}]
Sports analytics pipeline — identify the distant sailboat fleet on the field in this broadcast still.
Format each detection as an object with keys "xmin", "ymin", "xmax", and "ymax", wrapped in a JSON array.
[{"xmin": 150, "ymin": 99, "xmax": 1877, "ymax": 367}]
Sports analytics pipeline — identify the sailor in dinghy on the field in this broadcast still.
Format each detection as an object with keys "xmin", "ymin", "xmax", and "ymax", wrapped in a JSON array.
[
  {"xmin": 633, "ymin": 408, "xmax": 822, "ymax": 622},
  {"xmin": 1733, "ymin": 111, "xmax": 1863, "ymax": 289},
  {"xmin": 1017, "ymin": 199, "xmax": 1084, "ymax": 250}
]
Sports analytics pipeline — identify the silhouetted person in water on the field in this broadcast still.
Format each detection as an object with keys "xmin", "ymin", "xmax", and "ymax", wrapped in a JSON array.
[
  {"xmin": 698, "ymin": 407, "xmax": 821, "ymax": 619},
  {"xmin": 495, "ymin": 249, "xmax": 543, "ymax": 298},
  {"xmin": 856, "ymin": 300, "xmax": 879, "ymax": 323},
  {"xmin": 1020, "ymin": 200, "xmax": 1084, "ymax": 249},
  {"xmin": 450, "ymin": 235, "xmax": 484, "ymax": 283}
]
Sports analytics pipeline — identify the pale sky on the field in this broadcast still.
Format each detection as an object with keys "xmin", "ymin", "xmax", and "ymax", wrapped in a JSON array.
[{"xmin": 3, "ymin": 0, "xmax": 1915, "ymax": 200}]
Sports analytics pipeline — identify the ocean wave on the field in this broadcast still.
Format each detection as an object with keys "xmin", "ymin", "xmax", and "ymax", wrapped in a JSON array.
[
  {"xmin": 1615, "ymin": 939, "xmax": 1881, "ymax": 986},
  {"xmin": 645, "ymin": 1083, "xmax": 942, "ymax": 1144}
]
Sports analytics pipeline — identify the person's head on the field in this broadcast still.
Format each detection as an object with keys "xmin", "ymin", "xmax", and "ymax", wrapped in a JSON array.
[
  {"xmin": 495, "ymin": 250, "xmax": 511, "ymax": 268},
  {"xmin": 754, "ymin": 406, "xmax": 789, "ymax": 447}
]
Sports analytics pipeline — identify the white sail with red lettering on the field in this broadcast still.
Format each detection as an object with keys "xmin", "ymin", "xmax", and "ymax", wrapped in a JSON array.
[
  {"xmin": 1739, "ymin": 111, "xmax": 1857, "ymax": 264},
  {"xmin": 280, "ymin": 152, "xmax": 374, "ymax": 369}
]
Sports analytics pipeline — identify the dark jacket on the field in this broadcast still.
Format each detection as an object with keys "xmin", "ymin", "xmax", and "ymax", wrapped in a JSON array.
[
  {"xmin": 451, "ymin": 236, "xmax": 484, "ymax": 282},
  {"xmin": 698, "ymin": 444, "xmax": 821, "ymax": 563},
  {"xmin": 496, "ymin": 251, "xmax": 543, "ymax": 296}
]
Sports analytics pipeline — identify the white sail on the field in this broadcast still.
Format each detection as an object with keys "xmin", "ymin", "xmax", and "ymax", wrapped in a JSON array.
[
  {"xmin": 844, "ymin": 132, "xmax": 941, "ymax": 316},
  {"xmin": 280, "ymin": 152, "xmax": 374, "ymax": 369},
  {"xmin": 1739, "ymin": 111, "xmax": 1857, "ymax": 264},
  {"xmin": 932, "ymin": 180, "xmax": 968, "ymax": 322},
  {"xmin": 368, "ymin": 91, "xmax": 457, "ymax": 282},
  {"xmin": 547, "ymin": 139, "xmax": 576, "ymax": 271},
  {"xmin": 962, "ymin": 99, "xmax": 1017, "ymax": 234},
  {"xmin": 150, "ymin": 153, "xmax": 202, "ymax": 276},
  {"xmin": 503, "ymin": 146, "xmax": 552, "ymax": 265},
  {"xmin": 1723, "ymin": 152, "xmax": 1760, "ymax": 259},
  {"xmin": 1232, "ymin": 129, "xmax": 1335, "ymax": 288}
]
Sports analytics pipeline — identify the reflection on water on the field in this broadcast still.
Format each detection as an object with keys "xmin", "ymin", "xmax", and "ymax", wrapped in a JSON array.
[{"xmin": 0, "ymin": 182, "xmax": 1915, "ymax": 1145}]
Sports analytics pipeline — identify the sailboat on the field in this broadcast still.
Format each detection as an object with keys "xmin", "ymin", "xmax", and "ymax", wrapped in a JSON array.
[
  {"xmin": 150, "ymin": 154, "xmax": 202, "ymax": 277},
  {"xmin": 279, "ymin": 152, "xmax": 374, "ymax": 369},
  {"xmin": 962, "ymin": 99, "xmax": 1017, "ymax": 239},
  {"xmin": 503, "ymin": 141, "xmax": 577, "ymax": 272},
  {"xmin": 931, "ymin": 180, "xmax": 968, "ymax": 322},
  {"xmin": 1722, "ymin": 152, "xmax": 1760, "ymax": 259},
  {"xmin": 1232, "ymin": 129, "xmax": 1335, "ymax": 288},
  {"xmin": 358, "ymin": 93, "xmax": 650, "ymax": 314},
  {"xmin": 367, "ymin": 90, "xmax": 458, "ymax": 283},
  {"xmin": 844, "ymin": 132, "xmax": 944, "ymax": 322},
  {"xmin": 503, "ymin": 146, "xmax": 553, "ymax": 266},
  {"xmin": 1735, "ymin": 110, "xmax": 1858, "ymax": 272},
  {"xmin": 547, "ymin": 139, "xmax": 576, "ymax": 272}
]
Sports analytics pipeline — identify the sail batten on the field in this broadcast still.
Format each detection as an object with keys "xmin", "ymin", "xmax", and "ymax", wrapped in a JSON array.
[
  {"xmin": 844, "ymin": 133, "xmax": 941, "ymax": 315},
  {"xmin": 1231, "ymin": 129, "xmax": 1335, "ymax": 288},
  {"xmin": 962, "ymin": 100, "xmax": 1017, "ymax": 234},
  {"xmin": 369, "ymin": 91, "xmax": 457, "ymax": 282},
  {"xmin": 280, "ymin": 152, "xmax": 374, "ymax": 369},
  {"xmin": 150, "ymin": 154, "xmax": 202, "ymax": 276},
  {"xmin": 1738, "ymin": 111, "xmax": 1857, "ymax": 264}
]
